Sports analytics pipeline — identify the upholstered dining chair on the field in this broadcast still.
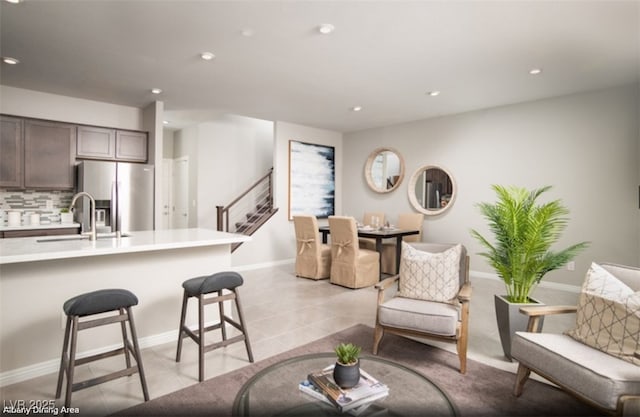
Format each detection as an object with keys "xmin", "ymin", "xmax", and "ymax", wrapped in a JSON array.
[
  {"xmin": 359, "ymin": 212, "xmax": 386, "ymax": 251},
  {"xmin": 373, "ymin": 242, "xmax": 471, "ymax": 373},
  {"xmin": 512, "ymin": 263, "xmax": 640, "ymax": 416},
  {"xmin": 380, "ymin": 212, "xmax": 424, "ymax": 274},
  {"xmin": 293, "ymin": 215, "xmax": 331, "ymax": 280},
  {"xmin": 328, "ymin": 216, "xmax": 380, "ymax": 289}
]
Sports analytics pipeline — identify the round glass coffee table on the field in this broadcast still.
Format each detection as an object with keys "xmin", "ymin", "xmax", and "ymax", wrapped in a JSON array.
[{"xmin": 233, "ymin": 352, "xmax": 458, "ymax": 416}]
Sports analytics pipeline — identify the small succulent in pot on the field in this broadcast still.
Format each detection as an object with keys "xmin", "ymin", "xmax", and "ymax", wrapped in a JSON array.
[
  {"xmin": 334, "ymin": 342, "xmax": 361, "ymax": 365},
  {"xmin": 333, "ymin": 343, "xmax": 361, "ymax": 389}
]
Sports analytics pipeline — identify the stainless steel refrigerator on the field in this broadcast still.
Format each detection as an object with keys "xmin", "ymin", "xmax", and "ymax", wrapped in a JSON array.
[{"xmin": 76, "ymin": 161, "xmax": 155, "ymax": 233}]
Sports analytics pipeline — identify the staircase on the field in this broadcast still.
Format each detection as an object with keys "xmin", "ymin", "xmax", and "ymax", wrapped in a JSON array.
[{"xmin": 216, "ymin": 168, "xmax": 278, "ymax": 252}]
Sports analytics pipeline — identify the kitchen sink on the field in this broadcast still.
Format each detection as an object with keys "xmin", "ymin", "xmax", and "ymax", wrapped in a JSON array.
[{"xmin": 37, "ymin": 233, "xmax": 132, "ymax": 243}]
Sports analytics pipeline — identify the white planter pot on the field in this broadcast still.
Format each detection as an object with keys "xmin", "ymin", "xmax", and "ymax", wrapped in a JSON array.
[{"xmin": 60, "ymin": 212, "xmax": 74, "ymax": 224}]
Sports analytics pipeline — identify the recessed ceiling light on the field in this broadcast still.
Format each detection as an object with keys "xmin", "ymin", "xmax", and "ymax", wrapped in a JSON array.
[
  {"xmin": 163, "ymin": 120, "xmax": 169, "ymax": 125},
  {"xmin": 4, "ymin": 0, "xmax": 22, "ymax": 4},
  {"xmin": 351, "ymin": 106, "xmax": 362, "ymax": 112},
  {"xmin": 200, "ymin": 52, "xmax": 215, "ymax": 61},
  {"xmin": 529, "ymin": 68, "xmax": 543, "ymax": 75},
  {"xmin": 151, "ymin": 88, "xmax": 162, "ymax": 94},
  {"xmin": 427, "ymin": 91, "xmax": 441, "ymax": 97},
  {"xmin": 318, "ymin": 24, "xmax": 335, "ymax": 34},
  {"xmin": 2, "ymin": 57, "xmax": 20, "ymax": 65},
  {"xmin": 241, "ymin": 28, "xmax": 254, "ymax": 37}
]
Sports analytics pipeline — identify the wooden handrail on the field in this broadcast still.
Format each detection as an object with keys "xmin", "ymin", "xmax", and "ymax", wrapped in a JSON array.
[
  {"xmin": 216, "ymin": 168, "xmax": 274, "ymax": 234},
  {"xmin": 226, "ymin": 168, "xmax": 273, "ymax": 210}
]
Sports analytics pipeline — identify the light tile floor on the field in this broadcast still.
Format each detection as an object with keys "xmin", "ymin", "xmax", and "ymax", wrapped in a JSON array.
[{"xmin": 0, "ymin": 264, "xmax": 579, "ymax": 416}]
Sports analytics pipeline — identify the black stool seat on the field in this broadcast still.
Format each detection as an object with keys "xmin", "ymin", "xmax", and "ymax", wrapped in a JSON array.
[
  {"xmin": 56, "ymin": 288, "xmax": 149, "ymax": 408},
  {"xmin": 176, "ymin": 270, "xmax": 253, "ymax": 381},
  {"xmin": 182, "ymin": 271, "xmax": 243, "ymax": 297},
  {"xmin": 63, "ymin": 289, "xmax": 138, "ymax": 317}
]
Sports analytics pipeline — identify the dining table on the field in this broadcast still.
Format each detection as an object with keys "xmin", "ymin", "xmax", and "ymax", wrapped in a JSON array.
[{"xmin": 318, "ymin": 225, "xmax": 420, "ymax": 276}]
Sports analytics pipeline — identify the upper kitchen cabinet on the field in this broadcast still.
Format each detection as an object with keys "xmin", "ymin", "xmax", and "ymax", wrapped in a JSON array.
[
  {"xmin": 115, "ymin": 130, "xmax": 147, "ymax": 162},
  {"xmin": 0, "ymin": 116, "xmax": 24, "ymax": 188},
  {"xmin": 77, "ymin": 128, "xmax": 147, "ymax": 162},
  {"xmin": 24, "ymin": 119, "xmax": 76, "ymax": 189},
  {"xmin": 76, "ymin": 126, "xmax": 116, "ymax": 160}
]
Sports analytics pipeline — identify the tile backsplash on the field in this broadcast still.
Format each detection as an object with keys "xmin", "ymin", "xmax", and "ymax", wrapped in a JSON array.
[{"xmin": 0, "ymin": 189, "xmax": 75, "ymax": 223}]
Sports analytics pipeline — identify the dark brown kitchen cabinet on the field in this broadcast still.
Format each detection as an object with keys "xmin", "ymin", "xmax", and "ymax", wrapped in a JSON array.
[
  {"xmin": 115, "ymin": 130, "xmax": 147, "ymax": 162},
  {"xmin": 76, "ymin": 125, "xmax": 116, "ymax": 160},
  {"xmin": 24, "ymin": 119, "xmax": 76, "ymax": 189},
  {"xmin": 0, "ymin": 116, "xmax": 24, "ymax": 188}
]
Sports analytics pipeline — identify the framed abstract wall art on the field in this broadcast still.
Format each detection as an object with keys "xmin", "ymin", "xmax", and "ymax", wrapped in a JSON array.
[{"xmin": 288, "ymin": 140, "xmax": 335, "ymax": 219}]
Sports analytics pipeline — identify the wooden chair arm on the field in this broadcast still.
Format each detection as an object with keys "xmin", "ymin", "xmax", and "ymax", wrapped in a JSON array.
[
  {"xmin": 457, "ymin": 283, "xmax": 472, "ymax": 302},
  {"xmin": 519, "ymin": 305, "xmax": 577, "ymax": 333},
  {"xmin": 519, "ymin": 305, "xmax": 577, "ymax": 316},
  {"xmin": 375, "ymin": 275, "xmax": 399, "ymax": 291},
  {"xmin": 375, "ymin": 275, "xmax": 399, "ymax": 306}
]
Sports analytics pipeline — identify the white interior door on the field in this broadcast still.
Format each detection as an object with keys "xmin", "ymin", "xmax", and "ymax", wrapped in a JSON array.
[
  {"xmin": 160, "ymin": 159, "xmax": 172, "ymax": 229},
  {"xmin": 171, "ymin": 157, "xmax": 189, "ymax": 229}
]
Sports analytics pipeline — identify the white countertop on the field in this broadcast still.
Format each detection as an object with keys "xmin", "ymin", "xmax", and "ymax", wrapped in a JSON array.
[
  {"xmin": 0, "ymin": 223, "xmax": 81, "ymax": 232},
  {"xmin": 0, "ymin": 228, "xmax": 250, "ymax": 265}
]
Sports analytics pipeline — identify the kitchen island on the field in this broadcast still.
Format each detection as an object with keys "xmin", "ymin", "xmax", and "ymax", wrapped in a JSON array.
[{"xmin": 0, "ymin": 228, "xmax": 250, "ymax": 385}]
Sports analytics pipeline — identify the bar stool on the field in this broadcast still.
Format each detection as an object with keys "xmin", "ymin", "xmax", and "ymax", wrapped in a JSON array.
[
  {"xmin": 55, "ymin": 289, "xmax": 149, "ymax": 408},
  {"xmin": 176, "ymin": 271, "xmax": 254, "ymax": 381}
]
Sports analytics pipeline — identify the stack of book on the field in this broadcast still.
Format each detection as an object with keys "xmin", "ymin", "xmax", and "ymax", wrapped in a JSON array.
[{"xmin": 299, "ymin": 364, "xmax": 389, "ymax": 415}]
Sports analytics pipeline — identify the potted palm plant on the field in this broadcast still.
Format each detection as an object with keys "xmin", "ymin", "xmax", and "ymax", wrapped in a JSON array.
[
  {"xmin": 333, "ymin": 342, "xmax": 361, "ymax": 389},
  {"xmin": 470, "ymin": 185, "xmax": 589, "ymax": 360}
]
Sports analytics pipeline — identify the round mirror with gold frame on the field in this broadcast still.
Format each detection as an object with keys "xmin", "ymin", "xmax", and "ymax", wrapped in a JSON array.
[
  {"xmin": 364, "ymin": 147, "xmax": 405, "ymax": 193},
  {"xmin": 408, "ymin": 165, "xmax": 456, "ymax": 216}
]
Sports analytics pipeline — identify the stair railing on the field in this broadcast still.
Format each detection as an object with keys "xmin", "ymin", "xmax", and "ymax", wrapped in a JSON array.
[{"xmin": 216, "ymin": 167, "xmax": 274, "ymax": 234}]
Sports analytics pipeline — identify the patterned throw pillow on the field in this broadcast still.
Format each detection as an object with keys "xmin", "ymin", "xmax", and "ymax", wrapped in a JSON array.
[
  {"xmin": 566, "ymin": 262, "xmax": 640, "ymax": 365},
  {"xmin": 398, "ymin": 243, "xmax": 461, "ymax": 303}
]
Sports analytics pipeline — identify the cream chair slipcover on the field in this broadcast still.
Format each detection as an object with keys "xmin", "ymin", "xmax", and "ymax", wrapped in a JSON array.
[
  {"xmin": 380, "ymin": 213, "xmax": 424, "ymax": 274},
  {"xmin": 293, "ymin": 215, "xmax": 331, "ymax": 280},
  {"xmin": 374, "ymin": 242, "xmax": 471, "ymax": 374},
  {"xmin": 328, "ymin": 216, "xmax": 380, "ymax": 289},
  {"xmin": 512, "ymin": 263, "xmax": 640, "ymax": 416},
  {"xmin": 359, "ymin": 212, "xmax": 386, "ymax": 251}
]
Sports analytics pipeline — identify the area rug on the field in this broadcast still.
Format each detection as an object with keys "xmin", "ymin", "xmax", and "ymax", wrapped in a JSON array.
[{"xmin": 116, "ymin": 324, "xmax": 600, "ymax": 416}]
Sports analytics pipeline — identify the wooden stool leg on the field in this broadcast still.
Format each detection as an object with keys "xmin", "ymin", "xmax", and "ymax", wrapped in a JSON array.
[
  {"xmin": 119, "ymin": 308, "xmax": 132, "ymax": 369},
  {"xmin": 64, "ymin": 316, "xmax": 79, "ymax": 409},
  {"xmin": 218, "ymin": 290, "xmax": 227, "ymax": 341},
  {"xmin": 175, "ymin": 292, "xmax": 188, "ymax": 362},
  {"xmin": 126, "ymin": 307, "xmax": 149, "ymax": 401},
  {"xmin": 55, "ymin": 315, "xmax": 72, "ymax": 399},
  {"xmin": 198, "ymin": 294, "xmax": 205, "ymax": 382},
  {"xmin": 234, "ymin": 290, "xmax": 254, "ymax": 363}
]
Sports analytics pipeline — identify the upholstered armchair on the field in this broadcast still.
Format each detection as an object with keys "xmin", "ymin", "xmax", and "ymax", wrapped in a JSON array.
[
  {"xmin": 293, "ymin": 215, "xmax": 331, "ymax": 280},
  {"xmin": 359, "ymin": 212, "xmax": 386, "ymax": 251},
  {"xmin": 328, "ymin": 216, "xmax": 380, "ymax": 289},
  {"xmin": 380, "ymin": 212, "xmax": 424, "ymax": 274},
  {"xmin": 512, "ymin": 263, "xmax": 640, "ymax": 416},
  {"xmin": 373, "ymin": 242, "xmax": 471, "ymax": 373}
]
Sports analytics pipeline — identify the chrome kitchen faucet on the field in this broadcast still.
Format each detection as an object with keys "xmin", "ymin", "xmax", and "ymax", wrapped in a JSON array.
[{"xmin": 69, "ymin": 192, "xmax": 97, "ymax": 242}]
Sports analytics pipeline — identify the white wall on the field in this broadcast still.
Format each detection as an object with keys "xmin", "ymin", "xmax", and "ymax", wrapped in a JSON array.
[
  {"xmin": 196, "ymin": 115, "xmax": 274, "ymax": 230},
  {"xmin": 230, "ymin": 121, "xmax": 343, "ymax": 266},
  {"xmin": 344, "ymin": 85, "xmax": 640, "ymax": 287},
  {"xmin": 0, "ymin": 86, "xmax": 143, "ymax": 130}
]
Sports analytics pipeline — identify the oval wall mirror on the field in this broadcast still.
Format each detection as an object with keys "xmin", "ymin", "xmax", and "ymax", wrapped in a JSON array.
[
  {"xmin": 364, "ymin": 147, "xmax": 405, "ymax": 193},
  {"xmin": 408, "ymin": 165, "xmax": 457, "ymax": 216}
]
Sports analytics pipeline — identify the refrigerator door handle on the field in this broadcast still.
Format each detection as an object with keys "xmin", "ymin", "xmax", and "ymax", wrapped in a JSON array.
[
  {"xmin": 115, "ymin": 181, "xmax": 122, "ymax": 238},
  {"xmin": 111, "ymin": 181, "xmax": 118, "ymax": 234}
]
